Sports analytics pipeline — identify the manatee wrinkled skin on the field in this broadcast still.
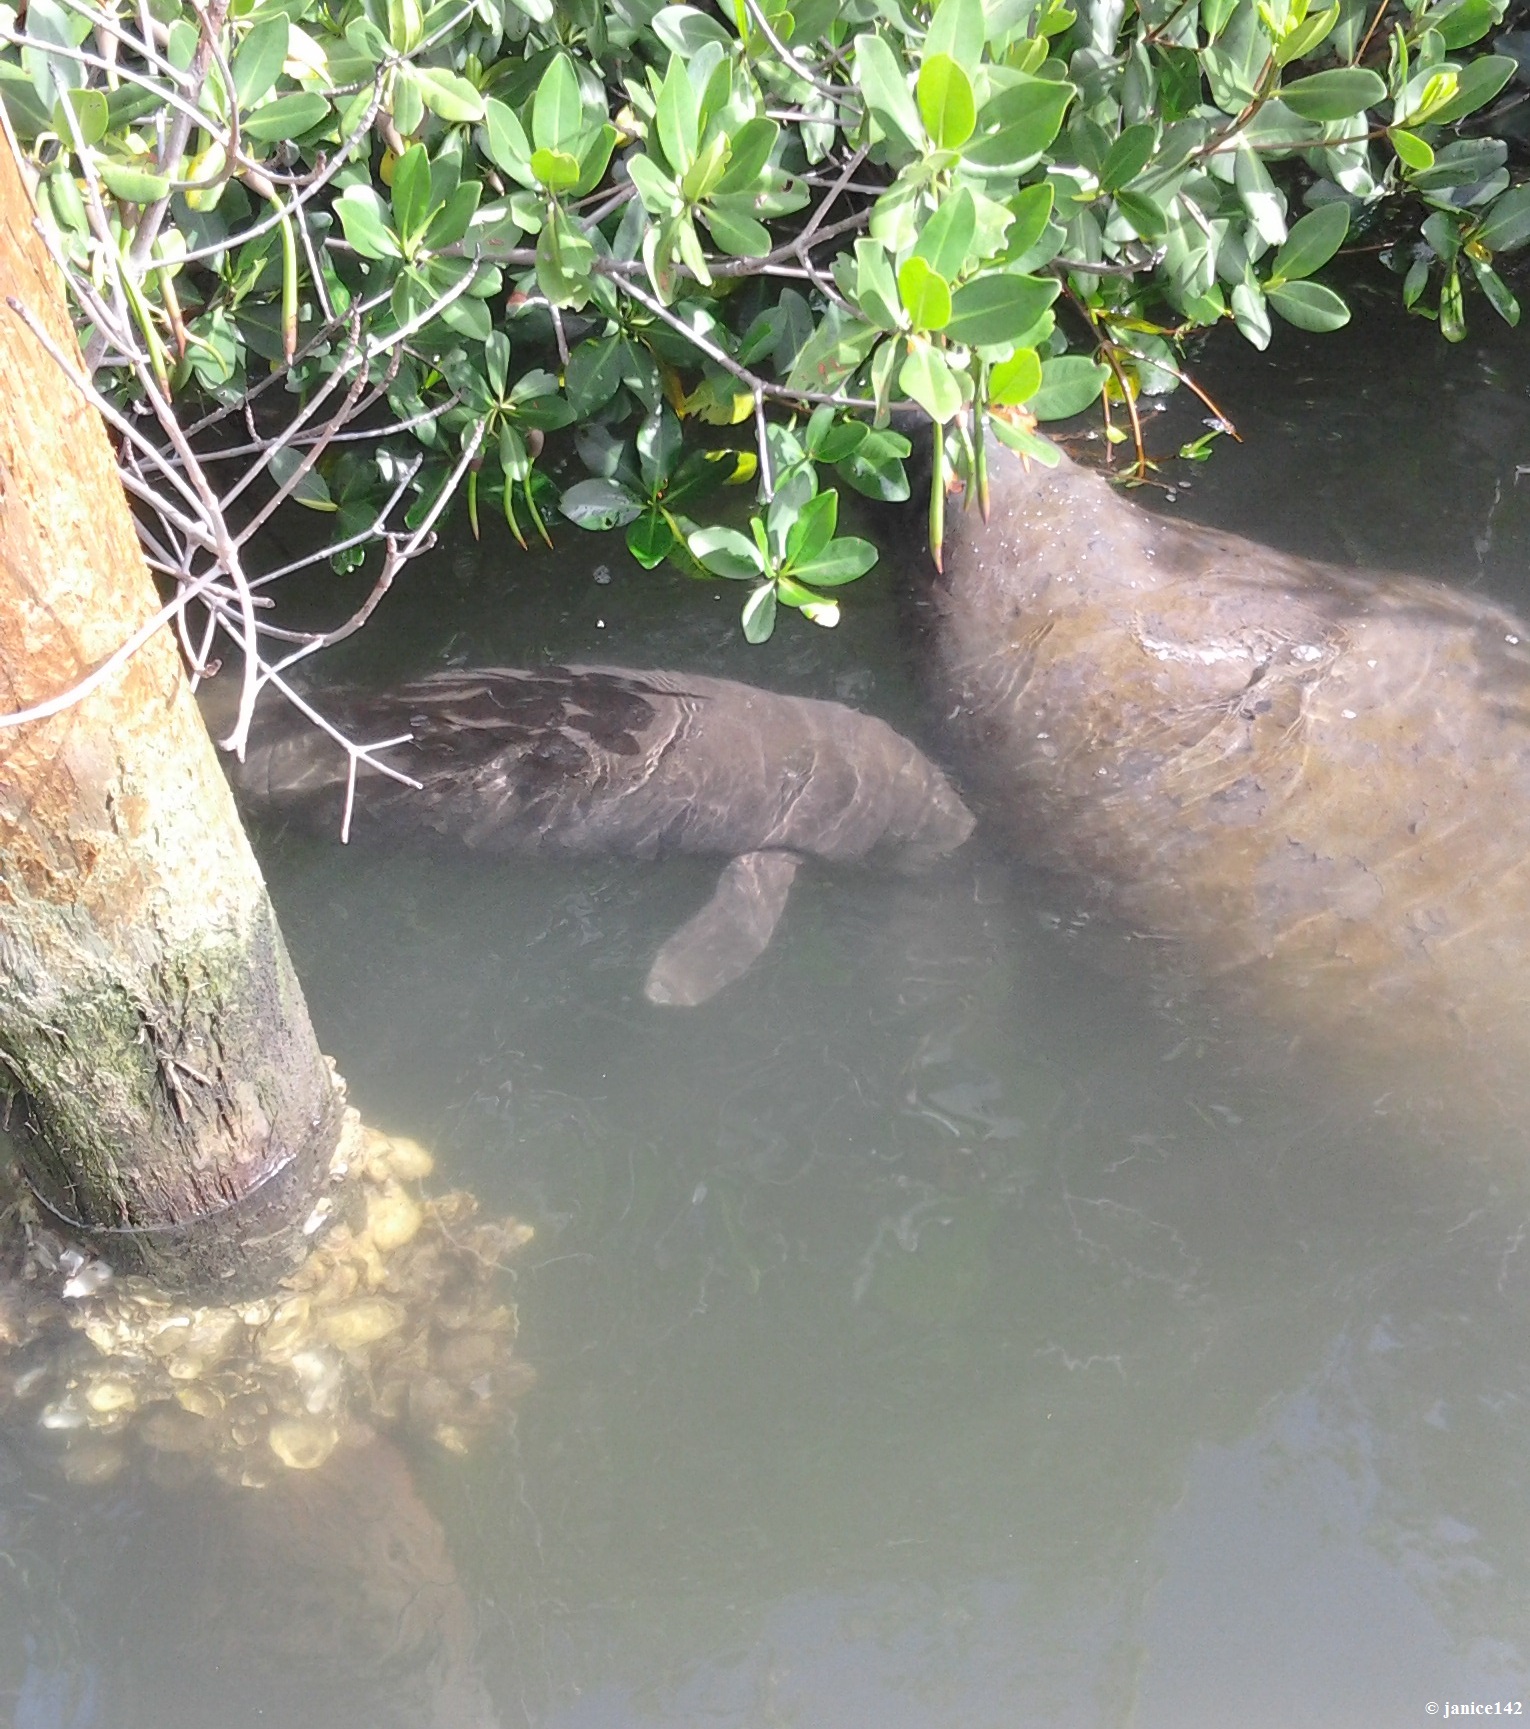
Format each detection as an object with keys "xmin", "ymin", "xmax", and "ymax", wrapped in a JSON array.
[
  {"xmin": 217, "ymin": 665, "xmax": 974, "ymax": 1005},
  {"xmin": 925, "ymin": 446, "xmax": 1530, "ymax": 1086}
]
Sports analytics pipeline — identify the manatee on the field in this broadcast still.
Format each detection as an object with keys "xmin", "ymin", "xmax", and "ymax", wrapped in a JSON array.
[
  {"xmin": 923, "ymin": 444, "xmax": 1530, "ymax": 1094},
  {"xmin": 214, "ymin": 665, "xmax": 974, "ymax": 1006}
]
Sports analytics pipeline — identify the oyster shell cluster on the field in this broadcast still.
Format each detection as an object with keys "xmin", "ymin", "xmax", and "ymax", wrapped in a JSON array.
[{"xmin": 0, "ymin": 1107, "xmax": 535, "ymax": 1489}]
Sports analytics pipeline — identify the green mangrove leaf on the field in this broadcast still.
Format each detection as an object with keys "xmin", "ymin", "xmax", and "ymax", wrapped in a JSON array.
[
  {"xmin": 482, "ymin": 98, "xmax": 536, "ymax": 185},
  {"xmin": 1469, "ymin": 255, "xmax": 1519, "ymax": 324},
  {"xmin": 1100, "ymin": 121, "xmax": 1156, "ymax": 191},
  {"xmin": 914, "ymin": 186, "xmax": 977, "ymax": 281},
  {"xmin": 627, "ymin": 507, "xmax": 682, "ymax": 568},
  {"xmin": 855, "ymin": 32, "xmax": 925, "ymax": 153},
  {"xmin": 560, "ymin": 476, "xmax": 645, "ymax": 528},
  {"xmin": 1440, "ymin": 262, "xmax": 1467, "ymax": 339},
  {"xmin": 925, "ymin": 0, "xmax": 986, "ymax": 75},
  {"xmin": 986, "ymin": 345, "xmax": 1042, "ymax": 404},
  {"xmin": 533, "ymin": 53, "xmax": 584, "ymax": 156},
  {"xmin": 415, "ymin": 67, "xmax": 486, "ymax": 124},
  {"xmin": 835, "ymin": 427, "xmax": 911, "ymax": 501},
  {"xmin": 897, "ymin": 255, "xmax": 953, "ymax": 330},
  {"xmin": 1231, "ymin": 279, "xmax": 1272, "ymax": 348},
  {"xmin": 853, "ymin": 239, "xmax": 902, "ymax": 330},
  {"xmin": 702, "ymin": 201, "xmax": 773, "ymax": 257},
  {"xmin": 233, "ymin": 17, "xmax": 289, "ymax": 111},
  {"xmin": 1273, "ymin": 0, "xmax": 1339, "ymax": 64},
  {"xmin": 241, "ymin": 92, "xmax": 330, "ymax": 141},
  {"xmin": 1116, "ymin": 189, "xmax": 1168, "ymax": 239},
  {"xmin": 1268, "ymin": 201, "xmax": 1349, "ymax": 281},
  {"xmin": 716, "ymin": 118, "xmax": 780, "ymax": 194},
  {"xmin": 899, "ymin": 340, "xmax": 963, "ymax": 419},
  {"xmin": 1266, "ymin": 277, "xmax": 1351, "ymax": 329},
  {"xmin": 963, "ymin": 76, "xmax": 1075, "ymax": 171},
  {"xmin": 51, "ymin": 87, "xmax": 108, "ymax": 147},
  {"xmin": 531, "ymin": 147, "xmax": 581, "ymax": 190},
  {"xmin": 945, "ymin": 272, "xmax": 1058, "ymax": 346},
  {"xmin": 390, "ymin": 144, "xmax": 433, "ymax": 249},
  {"xmin": 689, "ymin": 524, "xmax": 766, "ymax": 577},
  {"xmin": 1475, "ymin": 184, "xmax": 1530, "ymax": 253},
  {"xmin": 741, "ymin": 580, "xmax": 778, "ymax": 642},
  {"xmin": 791, "ymin": 536, "xmax": 878, "ymax": 585},
  {"xmin": 655, "ymin": 51, "xmax": 700, "ymax": 174},
  {"xmin": 1278, "ymin": 66, "xmax": 1385, "ymax": 120},
  {"xmin": 96, "ymin": 159, "xmax": 171, "ymax": 203},
  {"xmin": 1029, "ymin": 353, "xmax": 1109, "ymax": 419},
  {"xmin": 1389, "ymin": 127, "xmax": 1435, "ymax": 171},
  {"xmin": 1425, "ymin": 55, "xmax": 1515, "ymax": 125},
  {"xmin": 785, "ymin": 488, "xmax": 837, "ymax": 566},
  {"xmin": 917, "ymin": 54, "xmax": 977, "ymax": 150}
]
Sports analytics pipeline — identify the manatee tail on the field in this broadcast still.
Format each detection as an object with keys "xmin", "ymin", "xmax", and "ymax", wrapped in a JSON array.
[{"xmin": 644, "ymin": 851, "xmax": 802, "ymax": 1007}]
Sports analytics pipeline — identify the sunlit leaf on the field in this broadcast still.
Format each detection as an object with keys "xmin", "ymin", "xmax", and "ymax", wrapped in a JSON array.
[
  {"xmin": 897, "ymin": 256, "xmax": 953, "ymax": 330},
  {"xmin": 96, "ymin": 159, "xmax": 170, "ymax": 203},
  {"xmin": 627, "ymin": 507, "xmax": 681, "ymax": 567},
  {"xmin": 790, "ymin": 536, "xmax": 878, "ymax": 585},
  {"xmin": 560, "ymin": 476, "xmax": 645, "ymax": 528},
  {"xmin": 917, "ymin": 54, "xmax": 977, "ymax": 150},
  {"xmin": 1266, "ymin": 278, "xmax": 1351, "ymax": 330},
  {"xmin": 1475, "ymin": 184, "xmax": 1530, "ymax": 253},
  {"xmin": 51, "ymin": 87, "xmax": 108, "ymax": 147},
  {"xmin": 689, "ymin": 524, "xmax": 765, "ymax": 577},
  {"xmin": 899, "ymin": 341, "xmax": 963, "ymax": 420},
  {"xmin": 741, "ymin": 580, "xmax": 778, "ymax": 642},
  {"xmin": 702, "ymin": 201, "xmax": 773, "ymax": 257},
  {"xmin": 987, "ymin": 346, "xmax": 1042, "ymax": 405},
  {"xmin": 414, "ymin": 66, "xmax": 486, "ymax": 123},
  {"xmin": 963, "ymin": 77, "xmax": 1075, "ymax": 170},
  {"xmin": 1426, "ymin": 55, "xmax": 1515, "ymax": 125},
  {"xmin": 1231, "ymin": 280, "xmax": 1272, "ymax": 348},
  {"xmin": 1390, "ymin": 127, "xmax": 1434, "ymax": 172},
  {"xmin": 716, "ymin": 118, "xmax": 780, "ymax": 194},
  {"xmin": 390, "ymin": 144, "xmax": 433, "ymax": 249}
]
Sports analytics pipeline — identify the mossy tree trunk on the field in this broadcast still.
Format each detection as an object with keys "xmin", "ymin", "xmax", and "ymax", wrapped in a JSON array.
[{"xmin": 0, "ymin": 133, "xmax": 339, "ymax": 1289}]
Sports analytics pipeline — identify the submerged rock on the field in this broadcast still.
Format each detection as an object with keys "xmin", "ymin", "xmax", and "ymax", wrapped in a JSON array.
[{"xmin": 0, "ymin": 1108, "xmax": 535, "ymax": 1483}]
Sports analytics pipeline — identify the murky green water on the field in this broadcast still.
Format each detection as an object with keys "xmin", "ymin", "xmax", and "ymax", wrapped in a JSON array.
[{"xmin": 8, "ymin": 285, "xmax": 1530, "ymax": 1728}]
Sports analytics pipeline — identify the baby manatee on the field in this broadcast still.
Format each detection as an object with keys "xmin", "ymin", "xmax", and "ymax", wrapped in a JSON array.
[{"xmin": 214, "ymin": 665, "xmax": 974, "ymax": 1006}]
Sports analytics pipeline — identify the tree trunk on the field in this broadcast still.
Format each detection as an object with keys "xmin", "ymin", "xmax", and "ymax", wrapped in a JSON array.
[{"xmin": 0, "ymin": 131, "xmax": 339, "ymax": 1290}]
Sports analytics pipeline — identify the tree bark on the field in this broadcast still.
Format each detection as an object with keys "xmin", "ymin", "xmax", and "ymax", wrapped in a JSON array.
[{"xmin": 0, "ymin": 131, "xmax": 339, "ymax": 1289}]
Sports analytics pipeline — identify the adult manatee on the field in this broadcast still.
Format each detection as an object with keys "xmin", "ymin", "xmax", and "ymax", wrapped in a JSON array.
[
  {"xmin": 215, "ymin": 665, "xmax": 974, "ymax": 1007},
  {"xmin": 924, "ymin": 444, "xmax": 1530, "ymax": 1093}
]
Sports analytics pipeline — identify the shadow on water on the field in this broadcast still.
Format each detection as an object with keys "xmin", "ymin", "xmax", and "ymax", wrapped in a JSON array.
[{"xmin": 7, "ymin": 284, "xmax": 1530, "ymax": 1726}]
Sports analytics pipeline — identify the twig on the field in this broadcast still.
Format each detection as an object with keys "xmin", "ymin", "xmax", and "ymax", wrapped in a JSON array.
[
  {"xmin": 1352, "ymin": 0, "xmax": 1392, "ymax": 65},
  {"xmin": 740, "ymin": 0, "xmax": 855, "ymax": 104}
]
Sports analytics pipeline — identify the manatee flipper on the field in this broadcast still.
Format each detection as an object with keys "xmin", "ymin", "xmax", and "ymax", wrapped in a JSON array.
[{"xmin": 644, "ymin": 850, "xmax": 802, "ymax": 1006}]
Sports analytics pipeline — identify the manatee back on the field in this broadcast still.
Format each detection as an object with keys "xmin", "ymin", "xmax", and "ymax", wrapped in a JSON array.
[
  {"xmin": 928, "ymin": 445, "xmax": 1530, "ymax": 1086},
  {"xmin": 214, "ymin": 665, "xmax": 973, "ymax": 869}
]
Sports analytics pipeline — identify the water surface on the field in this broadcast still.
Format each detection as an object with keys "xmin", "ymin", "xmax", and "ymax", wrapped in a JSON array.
[{"xmin": 7, "ymin": 286, "xmax": 1530, "ymax": 1728}]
